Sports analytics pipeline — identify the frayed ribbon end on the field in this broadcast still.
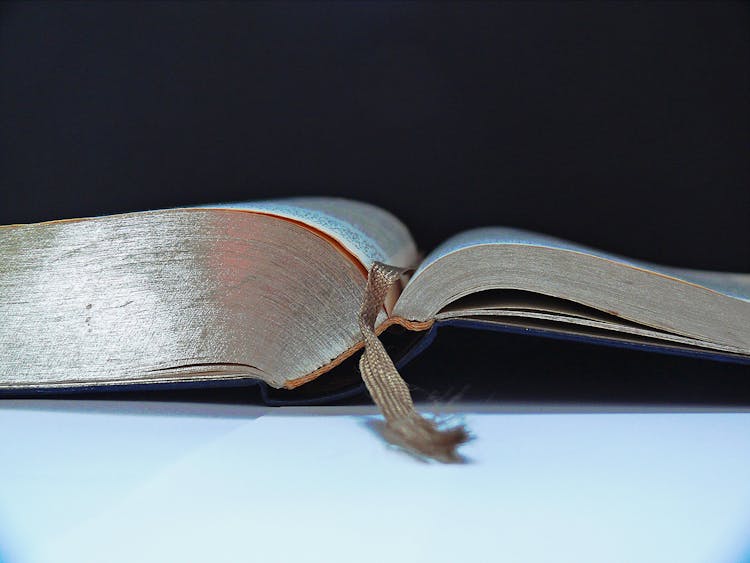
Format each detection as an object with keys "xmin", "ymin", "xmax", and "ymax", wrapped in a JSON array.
[{"xmin": 379, "ymin": 414, "xmax": 471, "ymax": 463}]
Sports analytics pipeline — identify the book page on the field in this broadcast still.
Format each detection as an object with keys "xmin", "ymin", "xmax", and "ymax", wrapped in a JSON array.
[
  {"xmin": 395, "ymin": 227, "xmax": 750, "ymax": 353},
  {"xmin": 412, "ymin": 227, "xmax": 750, "ymax": 301},
  {"xmin": 200, "ymin": 198, "xmax": 419, "ymax": 270},
  {"xmin": 0, "ymin": 198, "xmax": 419, "ymax": 391}
]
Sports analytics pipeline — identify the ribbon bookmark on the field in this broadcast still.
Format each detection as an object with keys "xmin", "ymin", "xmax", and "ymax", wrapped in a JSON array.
[{"xmin": 358, "ymin": 262, "xmax": 470, "ymax": 462}]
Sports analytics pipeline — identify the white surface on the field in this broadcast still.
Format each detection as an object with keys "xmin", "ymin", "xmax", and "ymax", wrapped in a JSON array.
[{"xmin": 1, "ymin": 401, "xmax": 750, "ymax": 563}]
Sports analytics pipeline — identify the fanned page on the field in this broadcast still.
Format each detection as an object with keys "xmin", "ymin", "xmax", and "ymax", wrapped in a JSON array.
[
  {"xmin": 393, "ymin": 228, "xmax": 750, "ymax": 357},
  {"xmin": 410, "ymin": 228, "xmax": 750, "ymax": 301},
  {"xmin": 0, "ymin": 198, "xmax": 418, "ymax": 392}
]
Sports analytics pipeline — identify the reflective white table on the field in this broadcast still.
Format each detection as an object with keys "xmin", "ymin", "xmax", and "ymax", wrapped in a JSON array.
[{"xmin": 1, "ymin": 400, "xmax": 749, "ymax": 563}]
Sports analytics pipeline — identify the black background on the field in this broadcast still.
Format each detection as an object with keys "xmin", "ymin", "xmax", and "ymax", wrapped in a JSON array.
[{"xmin": 1, "ymin": 1, "xmax": 748, "ymax": 404}]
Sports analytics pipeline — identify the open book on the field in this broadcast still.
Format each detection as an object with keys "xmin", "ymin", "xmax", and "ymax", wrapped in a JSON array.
[{"xmin": 2, "ymin": 197, "xmax": 749, "ymax": 395}]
